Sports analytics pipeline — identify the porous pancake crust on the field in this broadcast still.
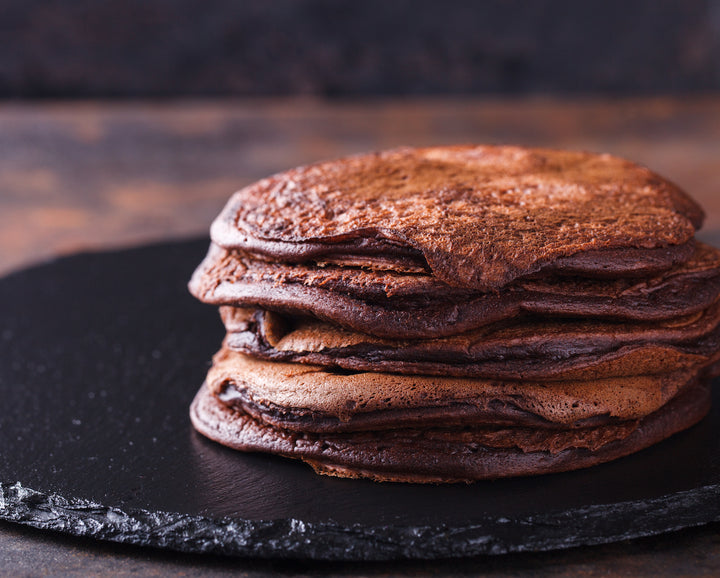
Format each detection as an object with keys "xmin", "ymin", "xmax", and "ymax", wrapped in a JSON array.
[{"xmin": 210, "ymin": 146, "xmax": 704, "ymax": 291}]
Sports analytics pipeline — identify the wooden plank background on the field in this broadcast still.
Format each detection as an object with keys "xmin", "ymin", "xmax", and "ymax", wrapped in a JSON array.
[{"xmin": 1, "ymin": 97, "xmax": 719, "ymax": 275}]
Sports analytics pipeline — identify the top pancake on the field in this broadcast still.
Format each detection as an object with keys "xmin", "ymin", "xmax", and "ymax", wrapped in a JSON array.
[{"xmin": 210, "ymin": 145, "xmax": 704, "ymax": 291}]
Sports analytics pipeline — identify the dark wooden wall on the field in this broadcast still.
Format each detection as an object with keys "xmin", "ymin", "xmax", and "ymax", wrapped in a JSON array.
[{"xmin": 1, "ymin": 0, "xmax": 719, "ymax": 98}]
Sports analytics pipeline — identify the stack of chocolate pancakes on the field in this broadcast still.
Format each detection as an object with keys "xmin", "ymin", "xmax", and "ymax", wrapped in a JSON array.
[{"xmin": 189, "ymin": 145, "xmax": 720, "ymax": 483}]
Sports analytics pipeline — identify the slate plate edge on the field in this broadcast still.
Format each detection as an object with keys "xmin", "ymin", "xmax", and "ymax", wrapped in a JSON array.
[{"xmin": 2, "ymin": 481, "xmax": 719, "ymax": 561}]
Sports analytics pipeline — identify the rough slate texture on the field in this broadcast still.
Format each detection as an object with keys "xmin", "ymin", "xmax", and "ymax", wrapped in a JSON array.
[{"xmin": 2, "ymin": 481, "xmax": 720, "ymax": 561}]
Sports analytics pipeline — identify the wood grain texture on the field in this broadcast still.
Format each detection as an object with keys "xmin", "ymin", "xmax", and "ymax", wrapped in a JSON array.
[{"xmin": 1, "ymin": 97, "xmax": 719, "ymax": 276}]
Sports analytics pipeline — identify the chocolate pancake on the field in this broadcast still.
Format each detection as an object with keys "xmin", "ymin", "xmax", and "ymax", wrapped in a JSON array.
[
  {"xmin": 219, "ymin": 300, "xmax": 720, "ymax": 380},
  {"xmin": 188, "ymin": 144, "xmax": 720, "ymax": 483},
  {"xmin": 189, "ymin": 242, "xmax": 720, "ymax": 339},
  {"xmin": 190, "ymin": 378, "xmax": 711, "ymax": 483},
  {"xmin": 210, "ymin": 146, "xmax": 704, "ymax": 291},
  {"xmin": 204, "ymin": 348, "xmax": 705, "ymax": 431}
]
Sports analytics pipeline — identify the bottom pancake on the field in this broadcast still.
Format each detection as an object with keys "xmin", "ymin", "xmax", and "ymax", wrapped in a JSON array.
[{"xmin": 189, "ymin": 379, "xmax": 711, "ymax": 483}]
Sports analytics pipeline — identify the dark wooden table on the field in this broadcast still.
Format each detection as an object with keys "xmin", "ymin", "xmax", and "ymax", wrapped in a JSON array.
[{"xmin": 1, "ymin": 98, "xmax": 719, "ymax": 575}]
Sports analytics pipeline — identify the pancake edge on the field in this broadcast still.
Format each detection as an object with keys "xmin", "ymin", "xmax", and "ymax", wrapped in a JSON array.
[{"xmin": 189, "ymin": 379, "xmax": 711, "ymax": 483}]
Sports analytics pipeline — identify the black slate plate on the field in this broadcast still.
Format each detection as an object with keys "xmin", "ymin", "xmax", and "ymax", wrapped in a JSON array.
[{"xmin": 1, "ymin": 239, "xmax": 719, "ymax": 560}]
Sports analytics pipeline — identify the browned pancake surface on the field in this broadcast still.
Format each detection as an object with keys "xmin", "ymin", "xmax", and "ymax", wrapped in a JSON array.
[{"xmin": 210, "ymin": 146, "xmax": 703, "ymax": 291}]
